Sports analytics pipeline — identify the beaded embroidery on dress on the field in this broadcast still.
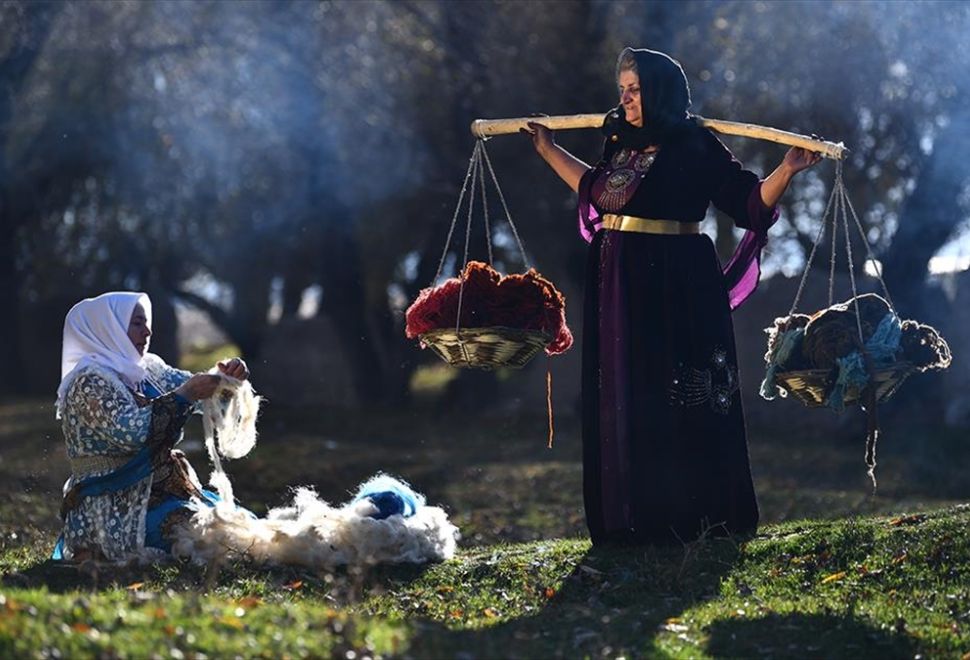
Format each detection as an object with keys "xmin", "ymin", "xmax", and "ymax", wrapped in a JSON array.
[
  {"xmin": 591, "ymin": 147, "xmax": 659, "ymax": 212},
  {"xmin": 668, "ymin": 347, "xmax": 740, "ymax": 415}
]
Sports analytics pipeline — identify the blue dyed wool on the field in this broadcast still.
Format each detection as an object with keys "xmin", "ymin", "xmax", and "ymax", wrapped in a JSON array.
[
  {"xmin": 760, "ymin": 327, "xmax": 805, "ymax": 400},
  {"xmin": 352, "ymin": 474, "xmax": 425, "ymax": 520},
  {"xmin": 826, "ymin": 313, "xmax": 902, "ymax": 411}
]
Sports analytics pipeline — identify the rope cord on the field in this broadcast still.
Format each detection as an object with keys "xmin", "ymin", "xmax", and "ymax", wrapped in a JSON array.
[
  {"xmin": 789, "ymin": 161, "xmax": 842, "ymax": 316},
  {"xmin": 840, "ymin": 182, "xmax": 880, "ymax": 492},
  {"xmin": 840, "ymin": 179, "xmax": 866, "ymax": 345},
  {"xmin": 454, "ymin": 143, "xmax": 482, "ymax": 336},
  {"xmin": 546, "ymin": 364, "xmax": 554, "ymax": 449},
  {"xmin": 790, "ymin": 160, "xmax": 897, "ymax": 321},
  {"xmin": 478, "ymin": 142, "xmax": 494, "ymax": 265},
  {"xmin": 431, "ymin": 139, "xmax": 533, "ymax": 344},
  {"xmin": 842, "ymin": 182, "xmax": 898, "ymax": 314},
  {"xmin": 433, "ymin": 141, "xmax": 482, "ymax": 286},
  {"xmin": 828, "ymin": 178, "xmax": 840, "ymax": 306},
  {"xmin": 480, "ymin": 139, "xmax": 530, "ymax": 268}
]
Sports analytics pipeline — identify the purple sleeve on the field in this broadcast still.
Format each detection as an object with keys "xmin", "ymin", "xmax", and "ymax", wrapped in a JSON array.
[
  {"xmin": 721, "ymin": 182, "xmax": 780, "ymax": 310},
  {"xmin": 577, "ymin": 166, "xmax": 603, "ymax": 243}
]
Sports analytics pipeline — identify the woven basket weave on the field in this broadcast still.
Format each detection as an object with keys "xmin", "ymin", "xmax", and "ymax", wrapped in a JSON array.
[
  {"xmin": 420, "ymin": 326, "xmax": 551, "ymax": 370},
  {"xmin": 775, "ymin": 361, "xmax": 916, "ymax": 408}
]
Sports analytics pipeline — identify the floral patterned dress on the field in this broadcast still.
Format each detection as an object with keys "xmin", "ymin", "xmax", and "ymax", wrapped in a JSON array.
[{"xmin": 55, "ymin": 354, "xmax": 214, "ymax": 561}]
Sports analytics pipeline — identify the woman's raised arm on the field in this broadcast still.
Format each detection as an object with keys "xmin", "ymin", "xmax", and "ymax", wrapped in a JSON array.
[
  {"xmin": 760, "ymin": 147, "xmax": 822, "ymax": 207},
  {"xmin": 522, "ymin": 121, "xmax": 591, "ymax": 194}
]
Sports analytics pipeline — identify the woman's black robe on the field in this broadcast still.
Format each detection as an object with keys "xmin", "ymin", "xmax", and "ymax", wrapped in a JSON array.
[{"xmin": 579, "ymin": 124, "xmax": 778, "ymax": 545}]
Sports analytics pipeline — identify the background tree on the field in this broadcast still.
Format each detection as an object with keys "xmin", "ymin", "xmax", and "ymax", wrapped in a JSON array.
[{"xmin": 1, "ymin": 0, "xmax": 967, "ymax": 416}]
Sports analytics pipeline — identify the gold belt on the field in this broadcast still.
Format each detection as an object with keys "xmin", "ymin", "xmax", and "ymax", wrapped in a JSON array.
[{"xmin": 601, "ymin": 214, "xmax": 700, "ymax": 235}]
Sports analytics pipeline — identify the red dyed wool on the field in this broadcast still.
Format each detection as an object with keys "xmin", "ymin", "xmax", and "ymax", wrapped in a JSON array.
[{"xmin": 405, "ymin": 261, "xmax": 573, "ymax": 356}]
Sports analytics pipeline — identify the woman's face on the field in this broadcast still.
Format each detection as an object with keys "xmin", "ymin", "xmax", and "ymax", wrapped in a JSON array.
[
  {"xmin": 128, "ymin": 302, "xmax": 151, "ymax": 356},
  {"xmin": 618, "ymin": 69, "xmax": 643, "ymax": 127}
]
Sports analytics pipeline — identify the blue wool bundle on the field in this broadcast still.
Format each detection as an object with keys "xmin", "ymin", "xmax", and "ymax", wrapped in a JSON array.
[
  {"xmin": 351, "ymin": 474, "xmax": 425, "ymax": 520},
  {"xmin": 760, "ymin": 327, "xmax": 805, "ymax": 400},
  {"xmin": 826, "ymin": 313, "xmax": 902, "ymax": 412}
]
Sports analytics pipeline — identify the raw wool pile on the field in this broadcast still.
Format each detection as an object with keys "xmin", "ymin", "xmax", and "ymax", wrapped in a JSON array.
[
  {"xmin": 172, "ymin": 482, "xmax": 459, "ymax": 568},
  {"xmin": 405, "ymin": 261, "xmax": 573, "ymax": 355},
  {"xmin": 761, "ymin": 293, "xmax": 952, "ymax": 403},
  {"xmin": 182, "ymin": 376, "xmax": 459, "ymax": 568}
]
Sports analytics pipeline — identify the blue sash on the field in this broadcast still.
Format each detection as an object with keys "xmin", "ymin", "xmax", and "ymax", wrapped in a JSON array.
[{"xmin": 52, "ymin": 446, "xmax": 154, "ymax": 560}]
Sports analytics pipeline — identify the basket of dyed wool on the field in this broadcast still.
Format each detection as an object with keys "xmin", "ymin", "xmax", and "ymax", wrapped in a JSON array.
[
  {"xmin": 406, "ymin": 138, "xmax": 573, "ymax": 371},
  {"xmin": 406, "ymin": 260, "xmax": 573, "ymax": 370},
  {"xmin": 761, "ymin": 293, "xmax": 951, "ymax": 411}
]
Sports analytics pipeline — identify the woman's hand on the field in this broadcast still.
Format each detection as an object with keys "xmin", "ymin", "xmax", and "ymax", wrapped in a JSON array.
[
  {"xmin": 175, "ymin": 374, "xmax": 222, "ymax": 401},
  {"xmin": 520, "ymin": 120, "xmax": 555, "ymax": 157},
  {"xmin": 521, "ymin": 115, "xmax": 591, "ymax": 194},
  {"xmin": 783, "ymin": 147, "xmax": 822, "ymax": 175},
  {"xmin": 217, "ymin": 357, "xmax": 249, "ymax": 381}
]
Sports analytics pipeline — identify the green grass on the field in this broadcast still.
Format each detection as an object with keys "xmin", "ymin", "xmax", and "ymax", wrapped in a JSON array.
[
  {"xmin": 2, "ymin": 398, "xmax": 969, "ymax": 657},
  {"xmin": 3, "ymin": 507, "xmax": 969, "ymax": 657}
]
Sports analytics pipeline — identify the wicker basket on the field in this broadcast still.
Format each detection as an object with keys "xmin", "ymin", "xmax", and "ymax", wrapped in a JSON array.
[
  {"xmin": 775, "ymin": 361, "xmax": 916, "ymax": 408},
  {"xmin": 420, "ymin": 326, "xmax": 551, "ymax": 370}
]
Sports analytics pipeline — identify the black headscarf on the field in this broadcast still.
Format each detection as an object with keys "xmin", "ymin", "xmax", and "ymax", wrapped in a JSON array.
[{"xmin": 601, "ymin": 47, "xmax": 696, "ymax": 149}]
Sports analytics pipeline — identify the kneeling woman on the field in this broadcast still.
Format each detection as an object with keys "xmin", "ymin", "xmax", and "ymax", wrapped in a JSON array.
[{"xmin": 53, "ymin": 291, "xmax": 248, "ymax": 562}]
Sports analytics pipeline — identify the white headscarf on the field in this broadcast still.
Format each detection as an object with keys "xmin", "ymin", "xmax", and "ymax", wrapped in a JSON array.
[{"xmin": 56, "ymin": 291, "xmax": 153, "ymax": 412}]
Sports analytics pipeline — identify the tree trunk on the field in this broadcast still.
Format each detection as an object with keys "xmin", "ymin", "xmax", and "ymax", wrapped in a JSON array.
[
  {"xmin": 882, "ymin": 111, "xmax": 970, "ymax": 318},
  {"xmin": 0, "ymin": 194, "xmax": 24, "ymax": 396},
  {"xmin": 879, "ymin": 109, "xmax": 969, "ymax": 424},
  {"xmin": 318, "ymin": 222, "xmax": 386, "ymax": 402},
  {"xmin": 0, "ymin": 4, "xmax": 59, "ymax": 395}
]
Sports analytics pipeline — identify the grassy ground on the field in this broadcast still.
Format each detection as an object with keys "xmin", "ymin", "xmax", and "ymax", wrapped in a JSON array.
[{"xmin": 1, "ymin": 397, "xmax": 969, "ymax": 658}]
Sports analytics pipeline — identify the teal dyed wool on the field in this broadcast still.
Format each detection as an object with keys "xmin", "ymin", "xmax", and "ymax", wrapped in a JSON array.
[
  {"xmin": 826, "ymin": 313, "xmax": 902, "ymax": 411},
  {"xmin": 760, "ymin": 327, "xmax": 805, "ymax": 400}
]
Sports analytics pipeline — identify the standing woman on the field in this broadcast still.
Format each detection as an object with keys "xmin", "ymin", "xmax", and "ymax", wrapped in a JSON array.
[
  {"xmin": 53, "ymin": 291, "xmax": 249, "ymax": 561},
  {"xmin": 523, "ymin": 47, "xmax": 820, "ymax": 545}
]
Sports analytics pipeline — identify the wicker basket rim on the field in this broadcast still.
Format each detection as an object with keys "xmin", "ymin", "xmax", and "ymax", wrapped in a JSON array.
[
  {"xmin": 775, "ymin": 360, "xmax": 915, "ymax": 378},
  {"xmin": 420, "ymin": 326, "xmax": 552, "ymax": 341}
]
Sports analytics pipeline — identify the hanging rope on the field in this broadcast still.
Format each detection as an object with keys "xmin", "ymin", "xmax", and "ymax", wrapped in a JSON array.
[
  {"xmin": 480, "ymin": 139, "xmax": 530, "ymax": 268},
  {"xmin": 546, "ymin": 364, "xmax": 554, "ymax": 449},
  {"xmin": 842, "ymin": 182, "xmax": 898, "ymax": 314},
  {"xmin": 453, "ymin": 143, "xmax": 481, "ymax": 339},
  {"xmin": 432, "ymin": 138, "xmax": 535, "ymax": 345},
  {"xmin": 432, "ymin": 139, "xmax": 530, "ymax": 287},
  {"xmin": 433, "ymin": 141, "xmax": 482, "ymax": 286},
  {"xmin": 840, "ymin": 176, "xmax": 867, "ymax": 347},
  {"xmin": 828, "ymin": 179, "xmax": 840, "ymax": 307},
  {"xmin": 478, "ymin": 142, "xmax": 494, "ymax": 266},
  {"xmin": 788, "ymin": 161, "xmax": 842, "ymax": 316},
  {"xmin": 788, "ymin": 160, "xmax": 889, "ymax": 326}
]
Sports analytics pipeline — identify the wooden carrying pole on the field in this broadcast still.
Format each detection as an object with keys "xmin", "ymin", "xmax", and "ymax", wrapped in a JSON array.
[{"xmin": 470, "ymin": 113, "xmax": 847, "ymax": 160}]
